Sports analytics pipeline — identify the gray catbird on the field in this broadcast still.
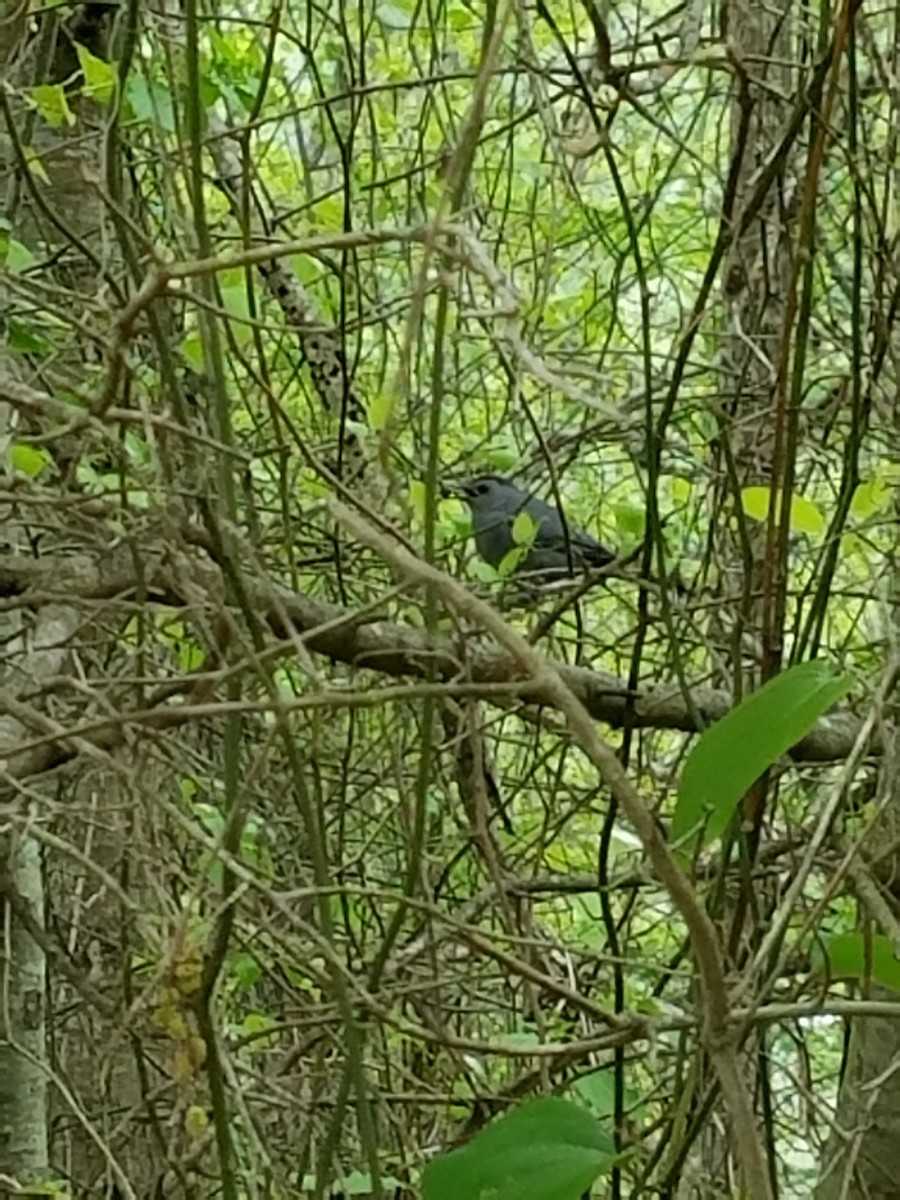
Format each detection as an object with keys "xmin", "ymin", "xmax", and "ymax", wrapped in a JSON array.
[{"xmin": 443, "ymin": 474, "xmax": 616, "ymax": 581}]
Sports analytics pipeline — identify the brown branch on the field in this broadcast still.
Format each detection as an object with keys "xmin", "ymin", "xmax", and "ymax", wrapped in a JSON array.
[{"xmin": 0, "ymin": 544, "xmax": 878, "ymax": 793}]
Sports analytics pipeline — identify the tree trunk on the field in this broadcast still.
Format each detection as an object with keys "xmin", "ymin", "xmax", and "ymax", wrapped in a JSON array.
[{"xmin": 0, "ymin": 2, "xmax": 117, "ymax": 1188}]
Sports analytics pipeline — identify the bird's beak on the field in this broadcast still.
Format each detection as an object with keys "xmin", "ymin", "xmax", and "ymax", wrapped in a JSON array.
[{"xmin": 440, "ymin": 480, "xmax": 468, "ymax": 499}]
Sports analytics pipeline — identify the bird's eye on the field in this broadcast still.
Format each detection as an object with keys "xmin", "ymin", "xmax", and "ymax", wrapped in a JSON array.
[{"xmin": 474, "ymin": 482, "xmax": 489, "ymax": 495}]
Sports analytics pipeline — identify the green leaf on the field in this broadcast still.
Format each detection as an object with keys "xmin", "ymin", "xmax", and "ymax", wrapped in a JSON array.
[
  {"xmin": 193, "ymin": 802, "xmax": 225, "ymax": 837},
  {"xmin": 789, "ymin": 494, "xmax": 827, "ymax": 535},
  {"xmin": 309, "ymin": 192, "xmax": 344, "ymax": 229},
  {"xmin": 179, "ymin": 329, "xmax": 205, "ymax": 370},
  {"xmin": 482, "ymin": 443, "xmax": 521, "ymax": 473},
  {"xmin": 300, "ymin": 1172, "xmax": 404, "ymax": 1195},
  {"xmin": 219, "ymin": 283, "xmax": 254, "ymax": 346},
  {"xmin": 22, "ymin": 145, "xmax": 51, "ymax": 186},
  {"xmin": 240, "ymin": 814, "xmax": 266, "ymax": 866},
  {"xmin": 231, "ymin": 951, "xmax": 262, "ymax": 990},
  {"xmin": 851, "ymin": 477, "xmax": 892, "ymax": 519},
  {"xmin": 570, "ymin": 1069, "xmax": 616, "ymax": 1117},
  {"xmin": 289, "ymin": 253, "xmax": 326, "ymax": 287},
  {"xmin": 76, "ymin": 44, "xmax": 115, "ymax": 104},
  {"xmin": 368, "ymin": 390, "xmax": 395, "ymax": 431},
  {"xmin": 673, "ymin": 661, "xmax": 852, "ymax": 852},
  {"xmin": 125, "ymin": 76, "xmax": 175, "ymax": 132},
  {"xmin": 422, "ymin": 1097, "xmax": 616, "ymax": 1200},
  {"xmin": 740, "ymin": 486, "xmax": 825, "ymax": 536},
  {"xmin": 570, "ymin": 1068, "xmax": 647, "ymax": 1131},
  {"xmin": 12, "ymin": 443, "xmax": 52, "ymax": 478},
  {"xmin": 472, "ymin": 558, "xmax": 503, "ymax": 583},
  {"xmin": 613, "ymin": 501, "xmax": 645, "ymax": 538},
  {"xmin": 671, "ymin": 476, "xmax": 693, "ymax": 505},
  {"xmin": 29, "ymin": 83, "xmax": 75, "ymax": 127},
  {"xmin": 238, "ymin": 1011, "xmax": 280, "ymax": 1048},
  {"xmin": 811, "ymin": 934, "xmax": 900, "ymax": 994},
  {"xmin": 497, "ymin": 545, "xmax": 526, "ymax": 577},
  {"xmin": 178, "ymin": 639, "xmax": 206, "ymax": 672},
  {"xmin": 16, "ymin": 1181, "xmax": 70, "ymax": 1196},
  {"xmin": 512, "ymin": 510, "xmax": 538, "ymax": 547},
  {"xmin": 219, "ymin": 281, "xmax": 250, "ymax": 312},
  {"xmin": 2, "ymin": 237, "xmax": 36, "ymax": 272},
  {"xmin": 7, "ymin": 317, "xmax": 51, "ymax": 355},
  {"xmin": 408, "ymin": 480, "xmax": 427, "ymax": 521},
  {"xmin": 740, "ymin": 486, "xmax": 770, "ymax": 522}
]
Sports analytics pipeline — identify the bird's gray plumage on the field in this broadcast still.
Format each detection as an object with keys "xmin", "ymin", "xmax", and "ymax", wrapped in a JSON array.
[{"xmin": 444, "ymin": 474, "xmax": 615, "ymax": 581}]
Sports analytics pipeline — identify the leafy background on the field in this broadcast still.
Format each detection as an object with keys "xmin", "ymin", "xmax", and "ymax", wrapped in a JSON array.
[{"xmin": 1, "ymin": 0, "xmax": 898, "ymax": 1196}]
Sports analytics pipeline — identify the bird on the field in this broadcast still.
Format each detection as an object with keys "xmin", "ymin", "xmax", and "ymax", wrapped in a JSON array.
[{"xmin": 442, "ymin": 474, "xmax": 616, "ymax": 583}]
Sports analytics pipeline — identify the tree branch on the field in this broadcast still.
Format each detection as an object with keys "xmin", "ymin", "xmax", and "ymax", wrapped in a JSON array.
[{"xmin": 0, "ymin": 545, "xmax": 877, "ymax": 795}]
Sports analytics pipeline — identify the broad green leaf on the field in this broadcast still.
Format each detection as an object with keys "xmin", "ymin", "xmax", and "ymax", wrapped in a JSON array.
[
  {"xmin": 741, "ymin": 485, "xmax": 775, "ymax": 524},
  {"xmin": 179, "ymin": 329, "xmax": 205, "ymax": 370},
  {"xmin": 240, "ymin": 814, "xmax": 265, "ymax": 864},
  {"xmin": 851, "ymin": 477, "xmax": 892, "ymax": 519},
  {"xmin": 16, "ymin": 1181, "xmax": 70, "ymax": 1197},
  {"xmin": 740, "ymin": 486, "xmax": 826, "ymax": 535},
  {"xmin": 231, "ymin": 952, "xmax": 263, "ymax": 990},
  {"xmin": 199, "ymin": 76, "xmax": 221, "ymax": 108},
  {"xmin": 570, "ymin": 1069, "xmax": 617, "ymax": 1117},
  {"xmin": 343, "ymin": 1171, "xmax": 404, "ymax": 1194},
  {"xmin": 613, "ymin": 501, "xmax": 645, "ymax": 538},
  {"xmin": 409, "ymin": 479, "xmax": 427, "ymax": 521},
  {"xmin": 422, "ymin": 1097, "xmax": 616, "ymax": 1200},
  {"xmin": 512, "ymin": 510, "xmax": 538, "ymax": 546},
  {"xmin": 310, "ymin": 192, "xmax": 344, "ymax": 229},
  {"xmin": 7, "ymin": 317, "xmax": 51, "ymax": 355},
  {"xmin": 290, "ymin": 254, "xmax": 326, "ymax": 287},
  {"xmin": 673, "ymin": 661, "xmax": 852, "ymax": 852},
  {"xmin": 811, "ymin": 934, "xmax": 900, "ymax": 994},
  {"xmin": 21, "ymin": 145, "xmax": 51, "ymax": 185},
  {"xmin": 76, "ymin": 45, "xmax": 115, "ymax": 104},
  {"xmin": 219, "ymin": 284, "xmax": 254, "ymax": 346},
  {"xmin": 790, "ymin": 494, "xmax": 827, "ymax": 535},
  {"xmin": 368, "ymin": 390, "xmax": 394, "ymax": 431},
  {"xmin": 300, "ymin": 1172, "xmax": 404, "ymax": 1195},
  {"xmin": 125, "ymin": 76, "xmax": 175, "ymax": 132},
  {"xmin": 29, "ymin": 84, "xmax": 74, "ymax": 127},
  {"xmin": 193, "ymin": 802, "xmax": 225, "ymax": 837},
  {"xmin": 448, "ymin": 3, "xmax": 477, "ymax": 29},
  {"xmin": 3, "ymin": 237, "xmax": 36, "ymax": 272},
  {"xmin": 239, "ymin": 1011, "xmax": 280, "ymax": 1048},
  {"xmin": 12, "ymin": 443, "xmax": 52, "ymax": 478},
  {"xmin": 472, "ymin": 558, "xmax": 503, "ymax": 583},
  {"xmin": 841, "ymin": 532, "xmax": 864, "ymax": 558},
  {"xmin": 671, "ymin": 476, "xmax": 693, "ymax": 505},
  {"xmin": 483, "ymin": 443, "xmax": 521, "ymax": 472},
  {"xmin": 159, "ymin": 618, "xmax": 185, "ymax": 646},
  {"xmin": 497, "ymin": 545, "xmax": 527, "ymax": 577},
  {"xmin": 178, "ymin": 640, "xmax": 206, "ymax": 672},
  {"xmin": 570, "ymin": 1068, "xmax": 646, "ymax": 1129}
]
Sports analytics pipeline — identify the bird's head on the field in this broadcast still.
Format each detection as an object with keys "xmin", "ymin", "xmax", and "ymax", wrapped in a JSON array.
[{"xmin": 440, "ymin": 475, "xmax": 521, "ymax": 512}]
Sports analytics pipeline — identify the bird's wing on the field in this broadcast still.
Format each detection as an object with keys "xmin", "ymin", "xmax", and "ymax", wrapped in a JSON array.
[
  {"xmin": 523, "ymin": 493, "xmax": 566, "ymax": 535},
  {"xmin": 522, "ymin": 493, "xmax": 615, "ymax": 568}
]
